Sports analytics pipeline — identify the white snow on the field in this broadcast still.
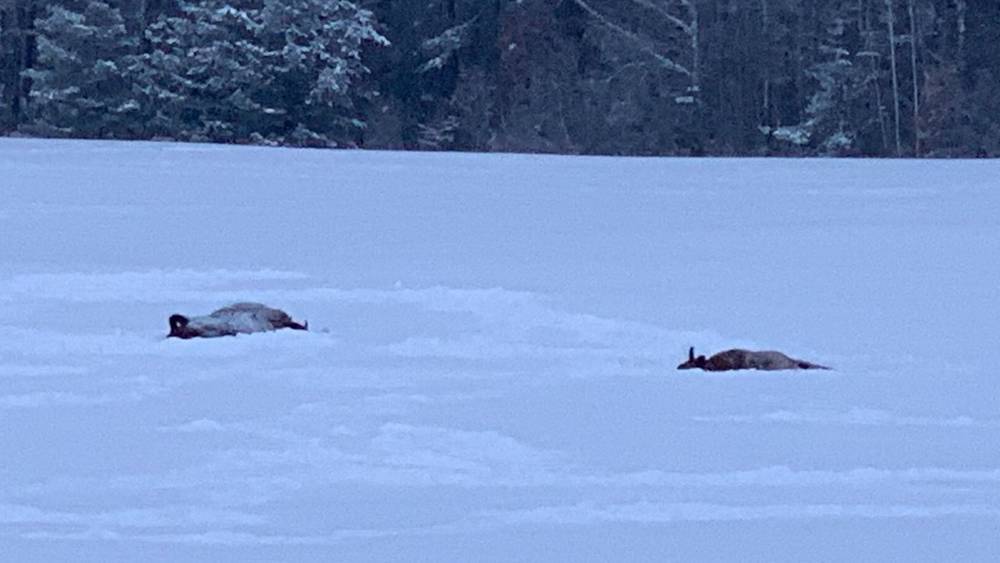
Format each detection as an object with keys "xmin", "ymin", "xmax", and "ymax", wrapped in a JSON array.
[{"xmin": 1, "ymin": 138, "xmax": 999, "ymax": 561}]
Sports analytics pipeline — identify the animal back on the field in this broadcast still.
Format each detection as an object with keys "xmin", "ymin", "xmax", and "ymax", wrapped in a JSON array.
[
  {"xmin": 208, "ymin": 303, "xmax": 288, "ymax": 334},
  {"xmin": 703, "ymin": 349, "xmax": 820, "ymax": 371},
  {"xmin": 704, "ymin": 349, "xmax": 753, "ymax": 371}
]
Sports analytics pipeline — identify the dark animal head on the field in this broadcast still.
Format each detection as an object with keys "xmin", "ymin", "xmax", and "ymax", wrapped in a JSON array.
[
  {"xmin": 677, "ymin": 346, "xmax": 707, "ymax": 370},
  {"xmin": 168, "ymin": 314, "xmax": 194, "ymax": 339}
]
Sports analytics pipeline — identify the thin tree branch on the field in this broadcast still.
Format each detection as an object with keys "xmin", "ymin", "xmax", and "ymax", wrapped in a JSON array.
[
  {"xmin": 625, "ymin": 0, "xmax": 693, "ymax": 35},
  {"xmin": 571, "ymin": 0, "xmax": 691, "ymax": 76}
]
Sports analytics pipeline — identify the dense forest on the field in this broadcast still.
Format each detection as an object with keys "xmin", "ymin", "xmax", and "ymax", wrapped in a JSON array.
[{"xmin": 1, "ymin": 0, "xmax": 997, "ymax": 156}]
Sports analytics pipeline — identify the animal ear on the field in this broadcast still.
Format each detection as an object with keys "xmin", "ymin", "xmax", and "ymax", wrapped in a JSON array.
[
  {"xmin": 169, "ymin": 314, "xmax": 189, "ymax": 331},
  {"xmin": 689, "ymin": 347, "xmax": 695, "ymax": 361}
]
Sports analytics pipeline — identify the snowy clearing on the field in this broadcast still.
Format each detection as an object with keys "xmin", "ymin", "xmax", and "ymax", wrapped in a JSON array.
[{"xmin": 1, "ymin": 138, "xmax": 999, "ymax": 561}]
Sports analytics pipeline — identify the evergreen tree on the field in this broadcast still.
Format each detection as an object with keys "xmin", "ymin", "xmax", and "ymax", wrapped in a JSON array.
[
  {"xmin": 764, "ymin": 2, "xmax": 878, "ymax": 155},
  {"xmin": 22, "ymin": 1, "xmax": 139, "ymax": 137},
  {"xmin": 1, "ymin": 0, "xmax": 42, "ymax": 131},
  {"xmin": 921, "ymin": 64, "xmax": 1000, "ymax": 157},
  {"xmin": 129, "ymin": 0, "xmax": 273, "ymax": 142},
  {"xmin": 258, "ymin": 0, "xmax": 388, "ymax": 145},
  {"xmin": 129, "ymin": 0, "xmax": 387, "ymax": 145},
  {"xmin": 3, "ymin": 0, "xmax": 999, "ymax": 156},
  {"xmin": 365, "ymin": 0, "xmax": 495, "ymax": 149}
]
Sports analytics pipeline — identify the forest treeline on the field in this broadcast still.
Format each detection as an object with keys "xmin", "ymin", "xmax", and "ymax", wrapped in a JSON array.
[{"xmin": 1, "ymin": 0, "xmax": 997, "ymax": 156}]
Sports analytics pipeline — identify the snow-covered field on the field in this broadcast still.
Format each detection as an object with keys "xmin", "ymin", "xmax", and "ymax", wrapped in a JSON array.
[{"xmin": 1, "ymin": 138, "xmax": 998, "ymax": 562}]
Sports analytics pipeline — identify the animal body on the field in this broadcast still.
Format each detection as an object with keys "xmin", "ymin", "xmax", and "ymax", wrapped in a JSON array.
[
  {"xmin": 677, "ymin": 347, "xmax": 829, "ymax": 371},
  {"xmin": 168, "ymin": 303, "xmax": 307, "ymax": 339}
]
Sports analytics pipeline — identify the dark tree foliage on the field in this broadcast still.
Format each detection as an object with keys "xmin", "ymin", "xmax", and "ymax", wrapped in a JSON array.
[
  {"xmin": 21, "ymin": 1, "xmax": 139, "ymax": 138},
  {"xmin": 0, "ymin": 0, "xmax": 41, "ymax": 129},
  {"xmin": 1, "ymin": 0, "xmax": 997, "ymax": 156}
]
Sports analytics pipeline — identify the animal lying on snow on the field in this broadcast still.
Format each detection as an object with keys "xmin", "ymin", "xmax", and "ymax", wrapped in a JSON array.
[
  {"xmin": 168, "ymin": 303, "xmax": 307, "ymax": 339},
  {"xmin": 677, "ymin": 347, "xmax": 830, "ymax": 371}
]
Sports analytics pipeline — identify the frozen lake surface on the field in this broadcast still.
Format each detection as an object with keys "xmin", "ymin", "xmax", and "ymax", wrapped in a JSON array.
[{"xmin": 1, "ymin": 138, "xmax": 999, "ymax": 561}]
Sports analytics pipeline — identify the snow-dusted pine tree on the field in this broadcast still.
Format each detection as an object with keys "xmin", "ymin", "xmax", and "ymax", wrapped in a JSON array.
[
  {"xmin": 128, "ymin": 0, "xmax": 274, "ymax": 142},
  {"xmin": 766, "ymin": 3, "xmax": 874, "ymax": 155},
  {"xmin": 23, "ymin": 1, "xmax": 140, "ymax": 137},
  {"xmin": 129, "ymin": 0, "xmax": 386, "ymax": 145},
  {"xmin": 258, "ymin": 0, "xmax": 388, "ymax": 145}
]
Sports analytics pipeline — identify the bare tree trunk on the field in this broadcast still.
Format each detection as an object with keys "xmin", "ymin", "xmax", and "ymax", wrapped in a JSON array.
[
  {"xmin": 862, "ymin": 0, "xmax": 889, "ymax": 152},
  {"xmin": 570, "ymin": 0, "xmax": 693, "ymax": 77},
  {"xmin": 761, "ymin": 0, "xmax": 770, "ymax": 126},
  {"xmin": 5, "ymin": 0, "xmax": 39, "ymax": 125},
  {"xmin": 873, "ymin": 70, "xmax": 888, "ymax": 152},
  {"xmin": 692, "ymin": 7, "xmax": 700, "ymax": 91},
  {"xmin": 956, "ymin": 0, "xmax": 966, "ymax": 53},
  {"xmin": 683, "ymin": 0, "xmax": 700, "ymax": 97},
  {"xmin": 908, "ymin": 0, "xmax": 919, "ymax": 156},
  {"xmin": 885, "ymin": 0, "xmax": 902, "ymax": 156}
]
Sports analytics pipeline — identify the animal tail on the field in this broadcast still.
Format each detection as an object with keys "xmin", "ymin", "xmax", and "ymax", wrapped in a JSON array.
[
  {"xmin": 797, "ymin": 361, "xmax": 831, "ymax": 370},
  {"xmin": 286, "ymin": 320, "xmax": 308, "ymax": 331}
]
